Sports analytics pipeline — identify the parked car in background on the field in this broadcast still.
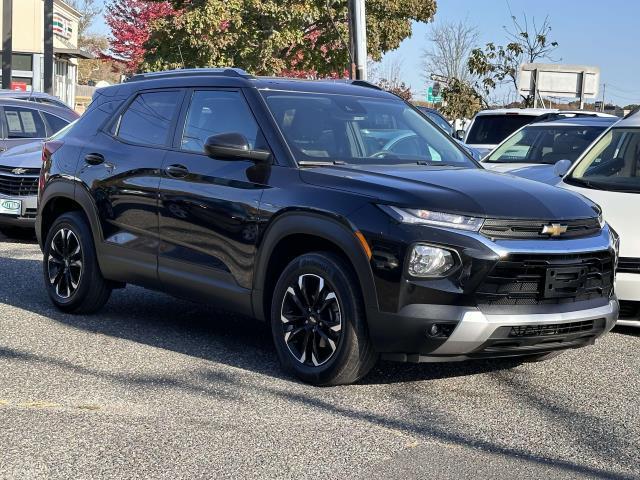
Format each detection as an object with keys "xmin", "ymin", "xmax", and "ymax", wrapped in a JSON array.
[
  {"xmin": 482, "ymin": 115, "xmax": 618, "ymax": 184},
  {"xmin": 416, "ymin": 106, "xmax": 453, "ymax": 135},
  {"xmin": 561, "ymin": 112, "xmax": 640, "ymax": 327},
  {"xmin": 0, "ymin": 104, "xmax": 77, "ymax": 230},
  {"xmin": 0, "ymin": 90, "xmax": 73, "ymax": 112},
  {"xmin": 460, "ymin": 108, "xmax": 616, "ymax": 158},
  {"xmin": 0, "ymin": 99, "xmax": 78, "ymax": 152},
  {"xmin": 37, "ymin": 69, "xmax": 618, "ymax": 385},
  {"xmin": 416, "ymin": 106, "xmax": 482, "ymax": 161}
]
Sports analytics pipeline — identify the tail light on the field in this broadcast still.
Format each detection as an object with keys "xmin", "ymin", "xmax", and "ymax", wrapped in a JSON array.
[{"xmin": 39, "ymin": 140, "xmax": 65, "ymax": 195}]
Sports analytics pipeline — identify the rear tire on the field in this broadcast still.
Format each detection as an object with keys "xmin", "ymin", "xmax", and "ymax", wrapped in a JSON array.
[
  {"xmin": 43, "ymin": 212, "xmax": 111, "ymax": 314},
  {"xmin": 271, "ymin": 252, "xmax": 377, "ymax": 386}
]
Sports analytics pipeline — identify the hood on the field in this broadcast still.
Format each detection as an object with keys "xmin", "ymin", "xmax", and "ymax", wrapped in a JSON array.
[
  {"xmin": 0, "ymin": 140, "xmax": 43, "ymax": 168},
  {"xmin": 301, "ymin": 164, "xmax": 599, "ymax": 220},
  {"xmin": 509, "ymin": 164, "xmax": 563, "ymax": 186},
  {"xmin": 481, "ymin": 162, "xmax": 534, "ymax": 173},
  {"xmin": 465, "ymin": 145, "xmax": 494, "ymax": 159}
]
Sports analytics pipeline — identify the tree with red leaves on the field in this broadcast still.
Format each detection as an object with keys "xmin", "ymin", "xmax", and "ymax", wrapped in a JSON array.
[{"xmin": 105, "ymin": 0, "xmax": 176, "ymax": 73}]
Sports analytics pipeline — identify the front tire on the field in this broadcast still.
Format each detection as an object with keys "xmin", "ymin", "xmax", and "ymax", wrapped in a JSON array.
[
  {"xmin": 43, "ymin": 212, "xmax": 111, "ymax": 314},
  {"xmin": 271, "ymin": 252, "xmax": 377, "ymax": 386}
]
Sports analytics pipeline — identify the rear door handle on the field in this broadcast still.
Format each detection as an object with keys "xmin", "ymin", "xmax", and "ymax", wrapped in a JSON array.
[
  {"xmin": 165, "ymin": 164, "xmax": 189, "ymax": 179},
  {"xmin": 85, "ymin": 153, "xmax": 105, "ymax": 165}
]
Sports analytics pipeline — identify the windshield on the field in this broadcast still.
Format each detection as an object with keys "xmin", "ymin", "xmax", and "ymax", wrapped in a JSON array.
[
  {"xmin": 262, "ymin": 91, "xmax": 475, "ymax": 168},
  {"xmin": 486, "ymin": 124, "xmax": 607, "ymax": 164},
  {"xmin": 566, "ymin": 127, "xmax": 640, "ymax": 193},
  {"xmin": 466, "ymin": 114, "xmax": 538, "ymax": 145}
]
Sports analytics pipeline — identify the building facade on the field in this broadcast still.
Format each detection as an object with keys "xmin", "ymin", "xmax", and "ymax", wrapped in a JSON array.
[{"xmin": 0, "ymin": 0, "xmax": 91, "ymax": 107}]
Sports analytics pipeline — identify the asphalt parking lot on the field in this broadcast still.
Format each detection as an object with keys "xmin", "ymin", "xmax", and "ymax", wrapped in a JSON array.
[{"xmin": 0, "ymin": 230, "xmax": 639, "ymax": 480}]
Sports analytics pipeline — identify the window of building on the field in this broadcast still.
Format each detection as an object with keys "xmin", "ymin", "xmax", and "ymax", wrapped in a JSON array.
[
  {"xmin": 116, "ymin": 91, "xmax": 181, "ymax": 147},
  {"xmin": 12, "ymin": 54, "xmax": 33, "ymax": 72},
  {"xmin": 3, "ymin": 106, "xmax": 46, "ymax": 139},
  {"xmin": 181, "ymin": 90, "xmax": 264, "ymax": 153}
]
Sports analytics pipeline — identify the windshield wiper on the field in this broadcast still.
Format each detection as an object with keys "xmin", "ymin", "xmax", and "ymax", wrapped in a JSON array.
[{"xmin": 298, "ymin": 160, "xmax": 347, "ymax": 167}]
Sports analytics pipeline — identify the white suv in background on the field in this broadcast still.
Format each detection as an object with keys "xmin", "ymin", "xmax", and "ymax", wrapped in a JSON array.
[
  {"xmin": 461, "ymin": 108, "xmax": 616, "ymax": 158},
  {"xmin": 561, "ymin": 111, "xmax": 640, "ymax": 327}
]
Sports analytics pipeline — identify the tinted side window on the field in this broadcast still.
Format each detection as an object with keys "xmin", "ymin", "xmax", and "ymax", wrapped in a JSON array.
[
  {"xmin": 42, "ymin": 112, "xmax": 70, "ymax": 135},
  {"xmin": 181, "ymin": 90, "xmax": 265, "ymax": 152},
  {"xmin": 116, "ymin": 91, "xmax": 181, "ymax": 146},
  {"xmin": 3, "ymin": 106, "xmax": 47, "ymax": 139}
]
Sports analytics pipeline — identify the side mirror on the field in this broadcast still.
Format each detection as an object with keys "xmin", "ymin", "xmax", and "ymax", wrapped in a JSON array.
[
  {"xmin": 204, "ymin": 133, "xmax": 271, "ymax": 163},
  {"xmin": 454, "ymin": 129, "xmax": 465, "ymax": 141},
  {"xmin": 553, "ymin": 159, "xmax": 572, "ymax": 177}
]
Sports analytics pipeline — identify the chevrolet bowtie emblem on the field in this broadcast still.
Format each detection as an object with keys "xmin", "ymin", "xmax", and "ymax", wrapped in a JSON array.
[
  {"xmin": 11, "ymin": 168, "xmax": 27, "ymax": 175},
  {"xmin": 542, "ymin": 223, "xmax": 568, "ymax": 237}
]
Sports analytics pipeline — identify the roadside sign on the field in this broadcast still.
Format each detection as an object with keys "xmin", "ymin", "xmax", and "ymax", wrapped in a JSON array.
[{"xmin": 427, "ymin": 86, "xmax": 442, "ymax": 103}]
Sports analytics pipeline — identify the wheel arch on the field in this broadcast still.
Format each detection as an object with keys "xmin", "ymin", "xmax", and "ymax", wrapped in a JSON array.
[
  {"xmin": 252, "ymin": 211, "xmax": 378, "ymax": 322},
  {"xmin": 37, "ymin": 180, "xmax": 103, "ymax": 251}
]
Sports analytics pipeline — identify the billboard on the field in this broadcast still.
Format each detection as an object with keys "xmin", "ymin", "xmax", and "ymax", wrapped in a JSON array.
[{"xmin": 518, "ymin": 63, "xmax": 600, "ymax": 99}]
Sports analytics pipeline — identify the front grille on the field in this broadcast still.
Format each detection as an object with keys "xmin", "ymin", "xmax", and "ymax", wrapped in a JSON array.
[
  {"xmin": 619, "ymin": 301, "xmax": 640, "ymax": 319},
  {"xmin": 618, "ymin": 257, "xmax": 640, "ymax": 274},
  {"xmin": 476, "ymin": 251, "xmax": 614, "ymax": 306},
  {"xmin": 509, "ymin": 320, "xmax": 594, "ymax": 337},
  {"xmin": 0, "ymin": 173, "xmax": 39, "ymax": 197},
  {"xmin": 480, "ymin": 218, "xmax": 601, "ymax": 240}
]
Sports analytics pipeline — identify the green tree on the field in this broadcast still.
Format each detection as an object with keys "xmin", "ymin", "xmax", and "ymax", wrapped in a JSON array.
[
  {"xmin": 141, "ymin": 0, "xmax": 437, "ymax": 76},
  {"xmin": 468, "ymin": 14, "xmax": 558, "ymax": 107},
  {"xmin": 440, "ymin": 78, "xmax": 482, "ymax": 119}
]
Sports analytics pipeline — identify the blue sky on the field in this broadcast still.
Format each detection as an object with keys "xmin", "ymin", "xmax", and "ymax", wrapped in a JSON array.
[{"xmin": 90, "ymin": 0, "xmax": 640, "ymax": 106}]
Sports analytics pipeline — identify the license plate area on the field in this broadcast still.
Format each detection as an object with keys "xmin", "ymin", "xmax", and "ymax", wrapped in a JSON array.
[
  {"xmin": 544, "ymin": 266, "xmax": 588, "ymax": 298},
  {"xmin": 0, "ymin": 198, "xmax": 22, "ymax": 216}
]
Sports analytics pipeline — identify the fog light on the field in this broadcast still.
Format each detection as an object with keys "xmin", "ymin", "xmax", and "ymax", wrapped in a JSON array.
[{"xmin": 408, "ymin": 245, "xmax": 454, "ymax": 277}]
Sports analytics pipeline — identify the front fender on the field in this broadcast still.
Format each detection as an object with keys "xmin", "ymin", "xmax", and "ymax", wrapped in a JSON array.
[{"xmin": 251, "ymin": 210, "xmax": 379, "ymax": 321}]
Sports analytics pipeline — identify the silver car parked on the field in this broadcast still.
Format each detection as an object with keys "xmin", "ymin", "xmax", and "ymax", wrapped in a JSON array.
[{"xmin": 0, "ymin": 100, "xmax": 77, "ymax": 229}]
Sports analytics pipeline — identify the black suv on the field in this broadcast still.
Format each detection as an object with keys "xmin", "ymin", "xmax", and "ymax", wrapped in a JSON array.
[{"xmin": 36, "ymin": 69, "xmax": 618, "ymax": 385}]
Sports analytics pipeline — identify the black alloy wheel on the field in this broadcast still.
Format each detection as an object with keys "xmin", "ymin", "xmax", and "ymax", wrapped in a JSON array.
[
  {"xmin": 271, "ymin": 252, "xmax": 377, "ymax": 386},
  {"xmin": 280, "ymin": 273, "xmax": 343, "ymax": 367},
  {"xmin": 47, "ymin": 228, "xmax": 83, "ymax": 299}
]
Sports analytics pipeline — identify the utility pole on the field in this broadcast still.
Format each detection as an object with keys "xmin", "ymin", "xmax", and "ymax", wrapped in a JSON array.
[
  {"xmin": 44, "ymin": 0, "xmax": 54, "ymax": 94},
  {"xmin": 601, "ymin": 83, "xmax": 606, "ymax": 112},
  {"xmin": 2, "ymin": 0, "xmax": 13, "ymax": 90},
  {"xmin": 348, "ymin": 0, "xmax": 367, "ymax": 80}
]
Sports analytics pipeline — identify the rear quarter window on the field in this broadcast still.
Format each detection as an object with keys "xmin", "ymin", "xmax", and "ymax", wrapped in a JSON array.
[{"xmin": 467, "ymin": 114, "xmax": 537, "ymax": 145}]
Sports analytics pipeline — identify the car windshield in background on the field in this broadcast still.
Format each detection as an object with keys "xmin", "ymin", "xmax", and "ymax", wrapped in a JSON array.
[
  {"xmin": 567, "ymin": 128, "xmax": 640, "ymax": 193},
  {"xmin": 466, "ymin": 114, "xmax": 537, "ymax": 145},
  {"xmin": 486, "ymin": 125, "xmax": 607, "ymax": 164},
  {"xmin": 262, "ymin": 91, "xmax": 475, "ymax": 168},
  {"xmin": 418, "ymin": 107, "xmax": 452, "ymax": 134}
]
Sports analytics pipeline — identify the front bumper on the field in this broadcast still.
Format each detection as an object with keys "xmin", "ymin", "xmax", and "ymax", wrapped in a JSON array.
[
  {"xmin": 363, "ymin": 220, "xmax": 619, "ymax": 361},
  {"xmin": 370, "ymin": 300, "xmax": 617, "ymax": 361}
]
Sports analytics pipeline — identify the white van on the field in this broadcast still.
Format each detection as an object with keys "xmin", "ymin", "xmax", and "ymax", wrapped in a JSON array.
[{"xmin": 561, "ymin": 111, "xmax": 640, "ymax": 326}]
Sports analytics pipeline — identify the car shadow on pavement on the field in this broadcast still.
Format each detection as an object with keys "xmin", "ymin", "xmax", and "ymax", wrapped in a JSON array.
[
  {"xmin": 0, "ymin": 255, "xmax": 523, "ymax": 385},
  {"xmin": 0, "ymin": 254, "xmax": 636, "ymax": 480}
]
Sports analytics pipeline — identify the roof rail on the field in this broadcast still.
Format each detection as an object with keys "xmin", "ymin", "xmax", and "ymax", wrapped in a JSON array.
[
  {"xmin": 349, "ymin": 80, "xmax": 383, "ymax": 91},
  {"xmin": 126, "ymin": 68, "xmax": 254, "ymax": 83},
  {"xmin": 532, "ymin": 111, "xmax": 603, "ymax": 123}
]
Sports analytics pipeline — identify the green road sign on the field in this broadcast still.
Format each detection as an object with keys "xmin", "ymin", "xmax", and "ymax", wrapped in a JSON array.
[{"xmin": 426, "ymin": 86, "xmax": 442, "ymax": 103}]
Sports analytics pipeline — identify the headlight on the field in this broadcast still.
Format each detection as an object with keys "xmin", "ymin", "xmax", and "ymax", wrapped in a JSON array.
[
  {"xmin": 381, "ymin": 205, "xmax": 484, "ymax": 231},
  {"xmin": 408, "ymin": 244, "xmax": 455, "ymax": 277}
]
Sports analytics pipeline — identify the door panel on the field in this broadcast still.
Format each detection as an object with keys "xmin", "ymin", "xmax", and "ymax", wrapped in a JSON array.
[
  {"xmin": 78, "ymin": 89, "xmax": 184, "ymax": 287},
  {"xmin": 158, "ymin": 89, "xmax": 271, "ymax": 303}
]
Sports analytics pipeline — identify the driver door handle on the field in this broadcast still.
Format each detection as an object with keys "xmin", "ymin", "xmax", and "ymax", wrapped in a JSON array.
[
  {"xmin": 165, "ymin": 164, "xmax": 189, "ymax": 179},
  {"xmin": 85, "ymin": 153, "xmax": 105, "ymax": 165}
]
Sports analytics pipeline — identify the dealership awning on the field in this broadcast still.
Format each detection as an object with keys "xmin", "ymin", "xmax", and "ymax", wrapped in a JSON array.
[{"xmin": 54, "ymin": 48, "xmax": 94, "ymax": 60}]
